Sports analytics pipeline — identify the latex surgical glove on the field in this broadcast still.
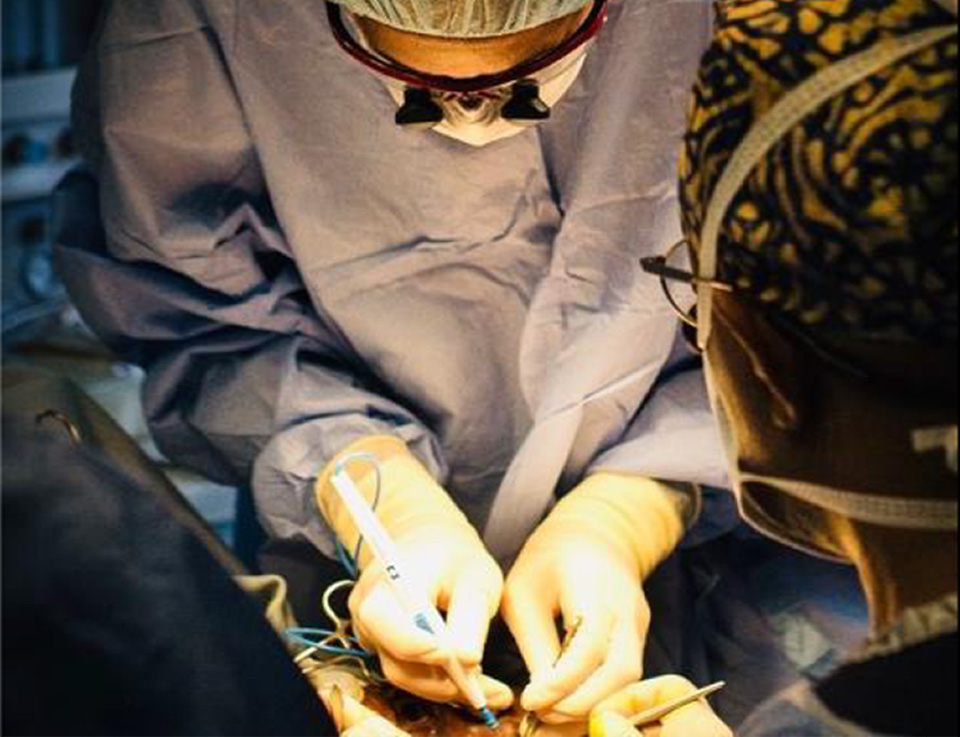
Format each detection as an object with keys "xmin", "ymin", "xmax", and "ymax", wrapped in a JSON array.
[
  {"xmin": 503, "ymin": 474, "xmax": 689, "ymax": 725},
  {"xmin": 316, "ymin": 436, "xmax": 513, "ymax": 711},
  {"xmin": 589, "ymin": 677, "xmax": 732, "ymax": 737},
  {"xmin": 319, "ymin": 682, "xmax": 412, "ymax": 737}
]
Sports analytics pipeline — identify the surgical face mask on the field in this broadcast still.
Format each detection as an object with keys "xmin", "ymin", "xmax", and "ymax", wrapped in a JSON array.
[
  {"xmin": 704, "ymin": 359, "xmax": 960, "ymax": 563},
  {"xmin": 382, "ymin": 52, "xmax": 588, "ymax": 147}
]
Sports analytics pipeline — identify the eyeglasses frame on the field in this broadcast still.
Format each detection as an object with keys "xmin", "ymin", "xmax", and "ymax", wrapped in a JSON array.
[
  {"xmin": 640, "ymin": 240, "xmax": 733, "ymax": 328},
  {"xmin": 640, "ymin": 241, "xmax": 872, "ymax": 380}
]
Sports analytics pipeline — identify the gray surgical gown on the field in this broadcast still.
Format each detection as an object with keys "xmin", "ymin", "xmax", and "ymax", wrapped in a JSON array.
[{"xmin": 56, "ymin": 0, "xmax": 728, "ymax": 564}]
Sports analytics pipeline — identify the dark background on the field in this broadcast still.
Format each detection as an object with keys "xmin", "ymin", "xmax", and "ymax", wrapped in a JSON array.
[
  {"xmin": 2, "ymin": 0, "xmax": 103, "ymax": 346},
  {"xmin": 1, "ymin": 0, "xmax": 241, "ymax": 545}
]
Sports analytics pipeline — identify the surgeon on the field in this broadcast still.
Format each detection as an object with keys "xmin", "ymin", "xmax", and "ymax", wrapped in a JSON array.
[
  {"xmin": 57, "ymin": 0, "xmax": 727, "ymax": 726},
  {"xmin": 593, "ymin": 0, "xmax": 959, "ymax": 735}
]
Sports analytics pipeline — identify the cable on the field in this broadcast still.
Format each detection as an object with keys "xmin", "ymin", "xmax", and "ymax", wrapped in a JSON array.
[
  {"xmin": 287, "ymin": 455, "xmax": 388, "ymax": 686},
  {"xmin": 332, "ymin": 453, "xmax": 384, "ymax": 574},
  {"xmin": 284, "ymin": 630, "xmax": 372, "ymax": 660}
]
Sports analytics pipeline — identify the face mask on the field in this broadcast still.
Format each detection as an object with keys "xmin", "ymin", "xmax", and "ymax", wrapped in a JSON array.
[
  {"xmin": 704, "ymin": 360, "xmax": 960, "ymax": 563},
  {"xmin": 383, "ymin": 53, "xmax": 588, "ymax": 147}
]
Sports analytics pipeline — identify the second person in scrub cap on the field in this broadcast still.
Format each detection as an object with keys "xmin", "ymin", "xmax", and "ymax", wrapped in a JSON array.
[
  {"xmin": 595, "ymin": 0, "xmax": 958, "ymax": 735},
  {"xmin": 57, "ymin": 0, "xmax": 728, "ymax": 726}
]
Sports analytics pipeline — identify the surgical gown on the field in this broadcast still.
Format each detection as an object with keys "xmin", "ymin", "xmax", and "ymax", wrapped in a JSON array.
[{"xmin": 56, "ymin": 0, "xmax": 727, "ymax": 564}]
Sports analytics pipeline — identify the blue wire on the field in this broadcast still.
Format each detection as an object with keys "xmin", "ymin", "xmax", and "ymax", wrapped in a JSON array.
[
  {"xmin": 285, "ymin": 629, "xmax": 375, "ymax": 661},
  {"xmin": 286, "ymin": 627, "xmax": 364, "ymax": 647},
  {"xmin": 346, "ymin": 457, "xmax": 382, "ymax": 568},
  {"xmin": 336, "ymin": 540, "xmax": 360, "ymax": 580},
  {"xmin": 330, "ymin": 454, "xmax": 382, "ymax": 581},
  {"xmin": 307, "ymin": 455, "xmax": 383, "ymax": 663}
]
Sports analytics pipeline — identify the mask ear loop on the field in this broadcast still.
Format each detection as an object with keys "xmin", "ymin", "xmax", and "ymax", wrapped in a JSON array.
[{"xmin": 695, "ymin": 24, "xmax": 959, "ymax": 353}]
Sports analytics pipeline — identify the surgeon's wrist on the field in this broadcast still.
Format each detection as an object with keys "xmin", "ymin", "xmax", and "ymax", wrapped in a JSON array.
[
  {"xmin": 315, "ymin": 434, "xmax": 474, "ymax": 571},
  {"xmin": 547, "ymin": 474, "xmax": 686, "ymax": 579},
  {"xmin": 386, "ymin": 516, "xmax": 483, "ymax": 549},
  {"xmin": 533, "ymin": 513, "xmax": 640, "ymax": 573}
]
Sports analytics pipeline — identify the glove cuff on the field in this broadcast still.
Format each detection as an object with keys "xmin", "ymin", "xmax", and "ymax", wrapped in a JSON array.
[
  {"xmin": 315, "ymin": 435, "xmax": 475, "ymax": 571},
  {"xmin": 546, "ymin": 474, "xmax": 687, "ymax": 580}
]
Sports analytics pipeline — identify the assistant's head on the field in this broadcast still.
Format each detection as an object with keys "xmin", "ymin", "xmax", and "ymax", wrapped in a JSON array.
[
  {"xmin": 677, "ymin": 0, "xmax": 958, "ymax": 622},
  {"xmin": 326, "ymin": 0, "xmax": 599, "ymax": 146}
]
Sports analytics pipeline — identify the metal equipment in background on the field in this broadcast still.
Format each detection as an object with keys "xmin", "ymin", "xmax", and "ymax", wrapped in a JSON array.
[{"xmin": 2, "ymin": 0, "xmax": 103, "ymax": 345}]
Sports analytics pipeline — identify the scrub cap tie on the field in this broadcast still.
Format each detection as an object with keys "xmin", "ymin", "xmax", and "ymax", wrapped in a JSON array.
[{"xmin": 326, "ymin": 0, "xmax": 592, "ymax": 38}]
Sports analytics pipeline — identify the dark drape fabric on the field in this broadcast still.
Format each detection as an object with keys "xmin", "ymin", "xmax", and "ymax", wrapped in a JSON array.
[
  {"xmin": 817, "ymin": 632, "xmax": 959, "ymax": 736},
  {"xmin": 1, "ymin": 409, "xmax": 336, "ymax": 736}
]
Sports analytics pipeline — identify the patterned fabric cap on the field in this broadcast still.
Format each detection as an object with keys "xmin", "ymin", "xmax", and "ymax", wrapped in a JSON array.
[
  {"xmin": 327, "ymin": 0, "xmax": 591, "ymax": 38},
  {"xmin": 681, "ymin": 0, "xmax": 959, "ymax": 343}
]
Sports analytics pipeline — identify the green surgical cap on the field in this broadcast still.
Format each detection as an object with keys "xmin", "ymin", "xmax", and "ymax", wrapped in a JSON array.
[
  {"xmin": 681, "ymin": 0, "xmax": 958, "ymax": 343},
  {"xmin": 328, "ymin": 0, "xmax": 592, "ymax": 38}
]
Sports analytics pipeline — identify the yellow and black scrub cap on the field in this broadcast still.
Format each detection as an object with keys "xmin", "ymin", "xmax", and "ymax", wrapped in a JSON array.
[
  {"xmin": 326, "ymin": 0, "xmax": 592, "ymax": 38},
  {"xmin": 681, "ymin": 0, "xmax": 959, "ymax": 344}
]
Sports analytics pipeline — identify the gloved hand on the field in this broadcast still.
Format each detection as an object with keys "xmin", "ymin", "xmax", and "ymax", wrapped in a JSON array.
[
  {"xmin": 317, "ymin": 679, "xmax": 412, "ymax": 737},
  {"xmin": 316, "ymin": 436, "xmax": 513, "ymax": 711},
  {"xmin": 589, "ymin": 676, "xmax": 732, "ymax": 737},
  {"xmin": 503, "ymin": 474, "xmax": 690, "ymax": 724}
]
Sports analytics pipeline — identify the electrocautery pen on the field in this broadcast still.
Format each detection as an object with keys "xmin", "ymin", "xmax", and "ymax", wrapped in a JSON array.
[{"xmin": 330, "ymin": 467, "xmax": 501, "ymax": 731}]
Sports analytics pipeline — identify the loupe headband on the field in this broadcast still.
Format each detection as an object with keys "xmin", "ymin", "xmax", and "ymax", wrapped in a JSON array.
[{"xmin": 326, "ymin": 0, "xmax": 608, "ymax": 94}]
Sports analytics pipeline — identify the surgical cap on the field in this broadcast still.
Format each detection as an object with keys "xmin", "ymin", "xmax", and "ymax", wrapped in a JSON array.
[
  {"xmin": 681, "ymin": 0, "xmax": 958, "ymax": 344},
  {"xmin": 328, "ymin": 0, "xmax": 592, "ymax": 38}
]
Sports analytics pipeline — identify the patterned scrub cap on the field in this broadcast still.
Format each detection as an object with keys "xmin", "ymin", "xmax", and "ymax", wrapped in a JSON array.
[
  {"xmin": 681, "ymin": 0, "xmax": 959, "ymax": 343},
  {"xmin": 327, "ymin": 0, "xmax": 592, "ymax": 38}
]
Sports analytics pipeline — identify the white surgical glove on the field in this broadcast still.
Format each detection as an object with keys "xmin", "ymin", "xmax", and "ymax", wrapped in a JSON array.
[
  {"xmin": 316, "ymin": 436, "xmax": 513, "ymax": 711},
  {"xmin": 590, "ymin": 676, "xmax": 732, "ymax": 737},
  {"xmin": 503, "ymin": 474, "xmax": 689, "ymax": 724}
]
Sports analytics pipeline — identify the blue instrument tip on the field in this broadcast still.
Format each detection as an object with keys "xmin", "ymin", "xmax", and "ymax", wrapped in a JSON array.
[{"xmin": 479, "ymin": 707, "xmax": 501, "ymax": 731}]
